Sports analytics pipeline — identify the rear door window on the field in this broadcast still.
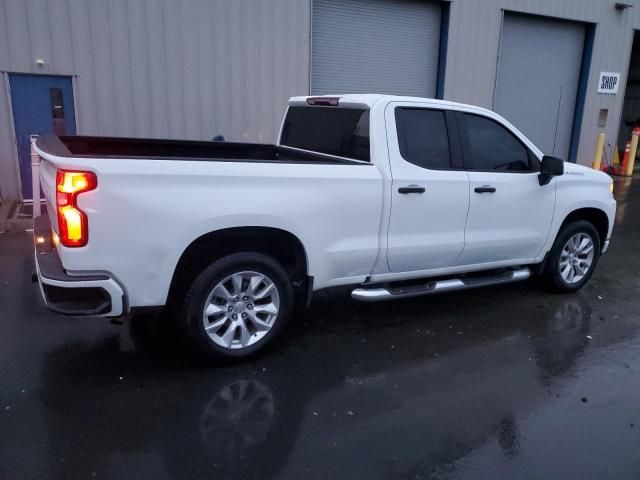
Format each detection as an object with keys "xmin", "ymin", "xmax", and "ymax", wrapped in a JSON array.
[
  {"xmin": 395, "ymin": 108, "xmax": 451, "ymax": 170},
  {"xmin": 280, "ymin": 106, "xmax": 370, "ymax": 161}
]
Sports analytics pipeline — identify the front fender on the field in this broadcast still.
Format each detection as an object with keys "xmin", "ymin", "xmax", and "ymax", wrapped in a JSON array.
[{"xmin": 537, "ymin": 175, "xmax": 616, "ymax": 261}]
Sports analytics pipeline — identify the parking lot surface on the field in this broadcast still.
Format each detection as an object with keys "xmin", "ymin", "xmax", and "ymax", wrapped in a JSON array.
[{"xmin": 1, "ymin": 178, "xmax": 639, "ymax": 480}]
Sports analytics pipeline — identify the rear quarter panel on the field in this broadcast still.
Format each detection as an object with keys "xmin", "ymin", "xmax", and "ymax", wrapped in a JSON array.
[
  {"xmin": 39, "ymin": 158, "xmax": 59, "ymax": 231},
  {"xmin": 35, "ymin": 149, "xmax": 383, "ymax": 307}
]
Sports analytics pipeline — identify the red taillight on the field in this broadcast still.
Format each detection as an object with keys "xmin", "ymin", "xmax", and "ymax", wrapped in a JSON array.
[
  {"xmin": 306, "ymin": 97, "xmax": 340, "ymax": 106},
  {"xmin": 56, "ymin": 170, "xmax": 97, "ymax": 247}
]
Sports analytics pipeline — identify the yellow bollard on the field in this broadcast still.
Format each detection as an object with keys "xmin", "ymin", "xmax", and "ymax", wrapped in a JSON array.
[
  {"xmin": 592, "ymin": 132, "xmax": 605, "ymax": 170},
  {"xmin": 626, "ymin": 132, "xmax": 639, "ymax": 177},
  {"xmin": 613, "ymin": 146, "xmax": 620, "ymax": 166}
]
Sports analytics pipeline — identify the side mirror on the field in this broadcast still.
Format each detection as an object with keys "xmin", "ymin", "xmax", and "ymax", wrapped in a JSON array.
[{"xmin": 539, "ymin": 155, "xmax": 564, "ymax": 186}]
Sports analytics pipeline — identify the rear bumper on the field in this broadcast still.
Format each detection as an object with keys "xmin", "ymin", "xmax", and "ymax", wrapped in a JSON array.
[{"xmin": 33, "ymin": 215, "xmax": 126, "ymax": 317}]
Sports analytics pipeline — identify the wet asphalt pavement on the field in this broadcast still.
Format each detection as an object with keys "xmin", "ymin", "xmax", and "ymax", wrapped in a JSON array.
[{"xmin": 1, "ymin": 178, "xmax": 640, "ymax": 480}]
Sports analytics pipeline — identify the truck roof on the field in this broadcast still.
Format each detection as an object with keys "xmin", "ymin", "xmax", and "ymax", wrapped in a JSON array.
[
  {"xmin": 288, "ymin": 94, "xmax": 494, "ymax": 115},
  {"xmin": 288, "ymin": 93, "xmax": 543, "ymax": 158}
]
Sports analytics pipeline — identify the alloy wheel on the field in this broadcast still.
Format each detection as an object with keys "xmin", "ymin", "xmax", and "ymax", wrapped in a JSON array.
[
  {"xmin": 202, "ymin": 271, "xmax": 280, "ymax": 349},
  {"xmin": 559, "ymin": 233, "xmax": 595, "ymax": 285}
]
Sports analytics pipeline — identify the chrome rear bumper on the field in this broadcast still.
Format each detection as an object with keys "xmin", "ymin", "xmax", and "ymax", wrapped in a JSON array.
[{"xmin": 33, "ymin": 215, "xmax": 126, "ymax": 317}]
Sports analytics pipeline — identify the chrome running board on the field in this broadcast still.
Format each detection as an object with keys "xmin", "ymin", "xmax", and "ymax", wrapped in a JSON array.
[{"xmin": 351, "ymin": 268, "xmax": 531, "ymax": 302}]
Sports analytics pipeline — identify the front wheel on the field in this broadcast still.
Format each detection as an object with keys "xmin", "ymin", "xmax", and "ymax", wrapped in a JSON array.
[
  {"xmin": 179, "ymin": 252, "xmax": 294, "ymax": 361},
  {"xmin": 543, "ymin": 220, "xmax": 601, "ymax": 292}
]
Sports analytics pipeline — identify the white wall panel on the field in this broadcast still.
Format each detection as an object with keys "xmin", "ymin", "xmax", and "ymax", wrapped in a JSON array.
[
  {"xmin": 66, "ymin": 0, "xmax": 97, "ymax": 132},
  {"xmin": 127, "ymin": 0, "xmax": 152, "ymax": 138},
  {"xmin": 0, "ymin": 0, "xmax": 310, "ymax": 199},
  {"xmin": 47, "ymin": 0, "xmax": 74, "ymax": 73},
  {"xmin": 4, "ymin": 0, "xmax": 31, "ymax": 72},
  {"xmin": 2, "ymin": 0, "xmax": 640, "ymax": 200}
]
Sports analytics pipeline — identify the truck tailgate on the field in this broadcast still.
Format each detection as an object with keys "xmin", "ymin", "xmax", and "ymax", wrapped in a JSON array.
[{"xmin": 39, "ymin": 156, "xmax": 59, "ymax": 233}]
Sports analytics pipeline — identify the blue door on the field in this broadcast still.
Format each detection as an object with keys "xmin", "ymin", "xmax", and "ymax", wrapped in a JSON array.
[{"xmin": 9, "ymin": 74, "xmax": 76, "ymax": 199}]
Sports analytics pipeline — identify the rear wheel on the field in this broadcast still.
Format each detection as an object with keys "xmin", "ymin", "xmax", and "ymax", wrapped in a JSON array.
[
  {"xmin": 543, "ymin": 220, "xmax": 600, "ymax": 292},
  {"xmin": 179, "ymin": 252, "xmax": 293, "ymax": 361}
]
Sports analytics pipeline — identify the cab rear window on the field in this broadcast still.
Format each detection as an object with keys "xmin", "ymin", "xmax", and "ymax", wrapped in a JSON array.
[{"xmin": 280, "ymin": 106, "xmax": 370, "ymax": 162}]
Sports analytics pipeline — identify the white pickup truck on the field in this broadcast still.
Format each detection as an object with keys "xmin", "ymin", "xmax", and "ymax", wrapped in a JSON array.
[{"xmin": 33, "ymin": 94, "xmax": 616, "ymax": 360}]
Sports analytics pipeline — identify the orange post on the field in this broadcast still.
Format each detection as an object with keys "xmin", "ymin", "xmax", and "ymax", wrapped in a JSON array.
[{"xmin": 620, "ymin": 141, "xmax": 631, "ymax": 176}]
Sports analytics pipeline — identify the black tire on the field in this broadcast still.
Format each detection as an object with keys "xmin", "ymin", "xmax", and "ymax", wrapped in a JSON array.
[
  {"xmin": 543, "ymin": 220, "xmax": 601, "ymax": 293},
  {"xmin": 179, "ymin": 252, "xmax": 294, "ymax": 361}
]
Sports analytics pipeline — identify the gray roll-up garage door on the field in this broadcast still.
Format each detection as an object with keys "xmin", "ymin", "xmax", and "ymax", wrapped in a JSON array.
[
  {"xmin": 494, "ymin": 14, "xmax": 585, "ymax": 159},
  {"xmin": 311, "ymin": 0, "xmax": 442, "ymax": 97}
]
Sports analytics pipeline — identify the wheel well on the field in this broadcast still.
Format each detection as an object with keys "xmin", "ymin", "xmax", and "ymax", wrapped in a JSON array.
[
  {"xmin": 560, "ymin": 208, "xmax": 609, "ymax": 247},
  {"xmin": 169, "ymin": 227, "xmax": 309, "ymax": 301}
]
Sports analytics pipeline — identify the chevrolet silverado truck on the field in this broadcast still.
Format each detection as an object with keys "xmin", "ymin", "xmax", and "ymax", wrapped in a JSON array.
[{"xmin": 32, "ymin": 94, "xmax": 616, "ymax": 360}]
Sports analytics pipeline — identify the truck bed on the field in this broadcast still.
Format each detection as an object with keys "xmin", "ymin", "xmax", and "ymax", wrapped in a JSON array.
[{"xmin": 35, "ymin": 134, "xmax": 364, "ymax": 165}]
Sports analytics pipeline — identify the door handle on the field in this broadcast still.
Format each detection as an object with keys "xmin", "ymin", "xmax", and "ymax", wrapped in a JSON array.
[
  {"xmin": 398, "ymin": 185, "xmax": 425, "ymax": 194},
  {"xmin": 474, "ymin": 185, "xmax": 496, "ymax": 193}
]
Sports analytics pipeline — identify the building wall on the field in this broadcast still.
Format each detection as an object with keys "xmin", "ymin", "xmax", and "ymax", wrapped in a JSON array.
[
  {"xmin": 0, "ymin": 0, "xmax": 310, "ymax": 200},
  {"xmin": 444, "ymin": 0, "xmax": 640, "ymax": 170},
  {"xmin": 618, "ymin": 34, "xmax": 640, "ymax": 147},
  {"xmin": 1, "ymin": 0, "xmax": 640, "ymax": 200}
]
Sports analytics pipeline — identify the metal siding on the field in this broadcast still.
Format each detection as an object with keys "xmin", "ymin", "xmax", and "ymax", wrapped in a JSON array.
[
  {"xmin": 144, "ymin": 0, "xmax": 169, "ymax": 138},
  {"xmin": 0, "ymin": 2, "xmax": 8, "ymax": 68},
  {"xmin": 162, "ymin": 0, "xmax": 185, "ymax": 138},
  {"xmin": 256, "ymin": 0, "xmax": 279, "ymax": 142},
  {"xmin": 24, "ymin": 0, "xmax": 53, "ymax": 71},
  {"xmin": 4, "ymin": 0, "xmax": 31, "ymax": 71},
  {"xmin": 4, "ymin": 0, "xmax": 640, "ymax": 200},
  {"xmin": 0, "ymin": 0, "xmax": 310, "ymax": 200},
  {"xmin": 182, "ymin": 2, "xmax": 200, "ymax": 138},
  {"xmin": 127, "ymin": 0, "xmax": 152, "ymax": 137},
  {"xmin": 443, "ymin": 0, "xmax": 640, "ymax": 166},
  {"xmin": 0, "ymin": 5, "xmax": 15, "ymax": 199},
  {"xmin": 311, "ymin": 0, "xmax": 442, "ymax": 97},
  {"xmin": 88, "ymin": 0, "xmax": 116, "ymax": 134},
  {"xmin": 47, "ymin": 0, "xmax": 74, "ymax": 73},
  {"xmin": 245, "ymin": 0, "xmax": 260, "ymax": 142},
  {"xmin": 495, "ymin": 14, "xmax": 585, "ymax": 159},
  {"xmin": 228, "ymin": 2, "xmax": 243, "ymax": 140},
  {"xmin": 67, "ymin": 0, "xmax": 97, "ymax": 133},
  {"xmin": 196, "ymin": 0, "xmax": 215, "ymax": 141},
  {"xmin": 108, "ymin": 0, "xmax": 135, "ymax": 136}
]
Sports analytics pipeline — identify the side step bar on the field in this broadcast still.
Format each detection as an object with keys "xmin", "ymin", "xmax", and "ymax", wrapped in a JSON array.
[{"xmin": 351, "ymin": 268, "xmax": 531, "ymax": 302}]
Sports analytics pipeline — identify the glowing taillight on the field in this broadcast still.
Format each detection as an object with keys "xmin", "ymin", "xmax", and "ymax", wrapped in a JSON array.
[{"xmin": 55, "ymin": 170, "xmax": 97, "ymax": 247}]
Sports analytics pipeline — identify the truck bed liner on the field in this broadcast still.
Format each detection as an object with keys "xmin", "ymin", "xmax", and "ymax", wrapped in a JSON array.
[{"xmin": 35, "ymin": 134, "xmax": 365, "ymax": 165}]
